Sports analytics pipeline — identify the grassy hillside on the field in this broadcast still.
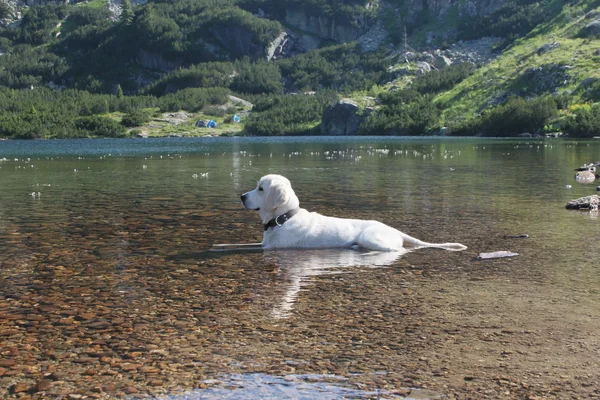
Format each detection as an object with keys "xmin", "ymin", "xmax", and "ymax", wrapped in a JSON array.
[
  {"xmin": 0, "ymin": 0, "xmax": 599, "ymax": 138},
  {"xmin": 437, "ymin": 0, "xmax": 600, "ymax": 128}
]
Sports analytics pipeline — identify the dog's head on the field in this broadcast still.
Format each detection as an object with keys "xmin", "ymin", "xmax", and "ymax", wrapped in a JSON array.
[{"xmin": 241, "ymin": 174, "xmax": 299, "ymax": 223}]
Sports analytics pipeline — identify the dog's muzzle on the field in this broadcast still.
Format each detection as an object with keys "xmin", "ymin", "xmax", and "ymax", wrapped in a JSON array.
[{"xmin": 240, "ymin": 194, "xmax": 259, "ymax": 210}]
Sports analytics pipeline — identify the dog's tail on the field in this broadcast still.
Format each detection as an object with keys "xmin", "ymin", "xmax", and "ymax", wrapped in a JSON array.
[
  {"xmin": 404, "ymin": 236, "xmax": 467, "ymax": 252},
  {"xmin": 421, "ymin": 242, "xmax": 467, "ymax": 251}
]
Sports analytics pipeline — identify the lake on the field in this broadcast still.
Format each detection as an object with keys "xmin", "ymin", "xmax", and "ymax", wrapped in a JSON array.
[{"xmin": 1, "ymin": 136, "xmax": 599, "ymax": 399}]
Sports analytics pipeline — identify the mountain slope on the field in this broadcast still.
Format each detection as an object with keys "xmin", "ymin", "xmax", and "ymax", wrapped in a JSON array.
[
  {"xmin": 436, "ymin": 0, "xmax": 600, "ymax": 128},
  {"xmin": 0, "ymin": 0, "xmax": 599, "ymax": 138}
]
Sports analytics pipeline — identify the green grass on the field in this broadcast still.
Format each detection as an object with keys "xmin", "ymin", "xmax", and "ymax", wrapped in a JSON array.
[
  {"xmin": 432, "ymin": 2, "xmax": 600, "ymax": 126},
  {"xmin": 81, "ymin": 0, "xmax": 109, "ymax": 9},
  {"xmin": 115, "ymin": 110, "xmax": 245, "ymax": 137}
]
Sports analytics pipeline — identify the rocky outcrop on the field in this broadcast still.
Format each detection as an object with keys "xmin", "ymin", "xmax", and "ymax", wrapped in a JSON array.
[
  {"xmin": 400, "ymin": 0, "xmax": 507, "ymax": 20},
  {"xmin": 536, "ymin": 41, "xmax": 560, "ymax": 56},
  {"xmin": 580, "ymin": 18, "xmax": 600, "ymax": 38},
  {"xmin": 321, "ymin": 99, "xmax": 372, "ymax": 136},
  {"xmin": 227, "ymin": 95, "xmax": 253, "ymax": 109},
  {"xmin": 107, "ymin": 0, "xmax": 148, "ymax": 21},
  {"xmin": 521, "ymin": 64, "xmax": 572, "ymax": 94},
  {"xmin": 265, "ymin": 31, "xmax": 289, "ymax": 61},
  {"xmin": 387, "ymin": 0, "xmax": 507, "ymax": 45},
  {"xmin": 209, "ymin": 25, "xmax": 285, "ymax": 60},
  {"xmin": 284, "ymin": 7, "xmax": 370, "ymax": 43},
  {"xmin": 2, "ymin": 1, "xmax": 75, "ymax": 25},
  {"xmin": 136, "ymin": 49, "xmax": 181, "ymax": 72},
  {"xmin": 456, "ymin": 0, "xmax": 508, "ymax": 17}
]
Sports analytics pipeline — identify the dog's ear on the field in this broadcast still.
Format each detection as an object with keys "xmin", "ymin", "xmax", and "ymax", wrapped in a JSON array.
[{"xmin": 265, "ymin": 181, "xmax": 289, "ymax": 210}]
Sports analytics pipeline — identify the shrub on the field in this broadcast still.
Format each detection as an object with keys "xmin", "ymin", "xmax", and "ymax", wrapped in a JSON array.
[
  {"xmin": 360, "ymin": 95, "xmax": 440, "ymax": 135},
  {"xmin": 562, "ymin": 106, "xmax": 600, "ymax": 138},
  {"xmin": 244, "ymin": 91, "xmax": 337, "ymax": 136},
  {"xmin": 75, "ymin": 115, "xmax": 127, "ymax": 137},
  {"xmin": 458, "ymin": 1, "xmax": 550, "ymax": 42},
  {"xmin": 480, "ymin": 96, "xmax": 558, "ymax": 136},
  {"xmin": 121, "ymin": 109, "xmax": 151, "ymax": 127},
  {"xmin": 411, "ymin": 63, "xmax": 475, "ymax": 94}
]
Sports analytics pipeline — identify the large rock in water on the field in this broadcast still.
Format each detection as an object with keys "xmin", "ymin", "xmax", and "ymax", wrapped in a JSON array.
[
  {"xmin": 566, "ymin": 195, "xmax": 600, "ymax": 210},
  {"xmin": 321, "ymin": 99, "xmax": 371, "ymax": 136}
]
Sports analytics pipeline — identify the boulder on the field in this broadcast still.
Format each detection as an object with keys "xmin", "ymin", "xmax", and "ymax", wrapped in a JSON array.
[
  {"xmin": 566, "ymin": 195, "xmax": 600, "ymax": 210},
  {"xmin": 227, "ymin": 95, "xmax": 253, "ymax": 109},
  {"xmin": 416, "ymin": 61, "xmax": 432, "ymax": 75},
  {"xmin": 521, "ymin": 64, "xmax": 572, "ymax": 94},
  {"xmin": 536, "ymin": 41, "xmax": 560, "ymax": 56},
  {"xmin": 575, "ymin": 170, "xmax": 597, "ymax": 182},
  {"xmin": 434, "ymin": 54, "xmax": 452, "ymax": 69},
  {"xmin": 580, "ymin": 18, "xmax": 600, "ymax": 38},
  {"xmin": 321, "ymin": 99, "xmax": 372, "ymax": 136}
]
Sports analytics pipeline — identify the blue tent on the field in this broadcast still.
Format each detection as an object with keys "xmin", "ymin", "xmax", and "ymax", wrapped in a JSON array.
[
  {"xmin": 233, "ymin": 115, "xmax": 240, "ymax": 123},
  {"xmin": 207, "ymin": 120, "xmax": 217, "ymax": 128}
]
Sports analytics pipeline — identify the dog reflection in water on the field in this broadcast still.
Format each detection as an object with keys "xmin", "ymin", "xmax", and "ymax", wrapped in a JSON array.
[{"xmin": 265, "ymin": 249, "xmax": 402, "ymax": 319}]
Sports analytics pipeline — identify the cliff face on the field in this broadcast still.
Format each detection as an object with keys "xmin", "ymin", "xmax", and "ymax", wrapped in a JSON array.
[
  {"xmin": 284, "ymin": 8, "xmax": 369, "ymax": 43},
  {"xmin": 273, "ymin": 0, "xmax": 507, "ymax": 49},
  {"xmin": 136, "ymin": 49, "xmax": 181, "ymax": 72},
  {"xmin": 403, "ymin": 0, "xmax": 507, "ymax": 19},
  {"xmin": 209, "ymin": 25, "xmax": 286, "ymax": 61},
  {"xmin": 1, "ymin": 0, "xmax": 63, "ymax": 26},
  {"xmin": 402, "ymin": 0, "xmax": 507, "ymax": 22}
]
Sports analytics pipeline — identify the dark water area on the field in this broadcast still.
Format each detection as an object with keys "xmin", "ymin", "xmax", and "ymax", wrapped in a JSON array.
[{"xmin": 1, "ymin": 137, "xmax": 599, "ymax": 399}]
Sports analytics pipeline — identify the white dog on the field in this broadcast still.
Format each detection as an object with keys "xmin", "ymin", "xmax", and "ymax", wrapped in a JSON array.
[{"xmin": 241, "ymin": 174, "xmax": 467, "ymax": 253}]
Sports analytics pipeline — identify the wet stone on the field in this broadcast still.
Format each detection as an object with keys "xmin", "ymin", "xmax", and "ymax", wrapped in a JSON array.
[
  {"xmin": 34, "ymin": 380, "xmax": 52, "ymax": 392},
  {"xmin": 10, "ymin": 383, "xmax": 29, "ymax": 393},
  {"xmin": 0, "ymin": 359, "xmax": 16, "ymax": 367}
]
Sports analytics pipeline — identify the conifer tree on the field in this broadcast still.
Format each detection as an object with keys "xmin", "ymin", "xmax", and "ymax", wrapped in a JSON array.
[
  {"xmin": 121, "ymin": 0, "xmax": 134, "ymax": 24},
  {"xmin": 116, "ymin": 84, "xmax": 124, "ymax": 98}
]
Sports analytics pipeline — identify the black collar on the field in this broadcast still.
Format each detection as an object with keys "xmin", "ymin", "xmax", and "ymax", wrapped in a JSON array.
[{"xmin": 263, "ymin": 208, "xmax": 300, "ymax": 231}]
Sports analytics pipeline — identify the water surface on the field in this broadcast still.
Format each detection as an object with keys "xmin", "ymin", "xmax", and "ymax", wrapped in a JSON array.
[{"xmin": 1, "ymin": 137, "xmax": 599, "ymax": 398}]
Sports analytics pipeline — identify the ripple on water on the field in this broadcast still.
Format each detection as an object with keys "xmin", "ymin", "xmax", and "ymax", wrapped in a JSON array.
[{"xmin": 168, "ymin": 373, "xmax": 443, "ymax": 400}]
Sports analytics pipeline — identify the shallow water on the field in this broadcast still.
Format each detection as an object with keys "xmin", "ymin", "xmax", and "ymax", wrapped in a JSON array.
[{"xmin": 1, "ymin": 137, "xmax": 600, "ymax": 398}]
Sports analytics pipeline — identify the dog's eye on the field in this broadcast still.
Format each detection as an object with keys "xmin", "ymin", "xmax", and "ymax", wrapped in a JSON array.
[{"xmin": 258, "ymin": 187, "xmax": 263, "ymax": 192}]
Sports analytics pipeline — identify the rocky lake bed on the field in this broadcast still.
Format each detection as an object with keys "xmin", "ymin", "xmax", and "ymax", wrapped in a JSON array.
[{"xmin": 1, "ymin": 137, "xmax": 600, "ymax": 399}]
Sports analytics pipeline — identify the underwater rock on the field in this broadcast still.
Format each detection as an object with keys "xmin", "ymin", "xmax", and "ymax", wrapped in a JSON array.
[{"xmin": 477, "ymin": 251, "xmax": 519, "ymax": 260}]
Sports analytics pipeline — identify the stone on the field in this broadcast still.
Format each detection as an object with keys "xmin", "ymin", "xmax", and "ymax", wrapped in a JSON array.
[
  {"xmin": 537, "ymin": 41, "xmax": 560, "ymax": 56},
  {"xmin": 434, "ymin": 54, "xmax": 453, "ymax": 69},
  {"xmin": 477, "ymin": 251, "xmax": 519, "ymax": 260},
  {"xmin": 320, "ymin": 99, "xmax": 373, "ymax": 136},
  {"xmin": 522, "ymin": 64, "xmax": 572, "ymax": 93},
  {"xmin": 0, "ymin": 359, "xmax": 16, "ymax": 367},
  {"xmin": 102, "ymin": 384, "xmax": 117, "ymax": 392},
  {"xmin": 575, "ymin": 170, "xmax": 596, "ymax": 182},
  {"xmin": 34, "ymin": 380, "xmax": 52, "ymax": 392},
  {"xmin": 11, "ymin": 382, "xmax": 29, "ymax": 393},
  {"xmin": 566, "ymin": 195, "xmax": 600, "ymax": 210},
  {"xmin": 416, "ymin": 61, "xmax": 432, "ymax": 75},
  {"xmin": 121, "ymin": 363, "xmax": 143, "ymax": 371},
  {"xmin": 580, "ymin": 18, "xmax": 600, "ymax": 38}
]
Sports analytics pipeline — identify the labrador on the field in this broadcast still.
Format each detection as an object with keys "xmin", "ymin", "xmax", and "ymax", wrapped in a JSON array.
[{"xmin": 241, "ymin": 174, "xmax": 467, "ymax": 253}]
